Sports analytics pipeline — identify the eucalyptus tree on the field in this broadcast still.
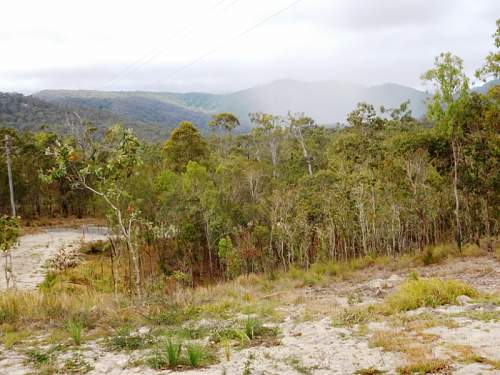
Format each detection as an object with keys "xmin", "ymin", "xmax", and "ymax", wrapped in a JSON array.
[
  {"xmin": 41, "ymin": 124, "xmax": 144, "ymax": 296},
  {"xmin": 287, "ymin": 112, "xmax": 315, "ymax": 176},
  {"xmin": 476, "ymin": 18, "xmax": 499, "ymax": 81},
  {"xmin": 249, "ymin": 112, "xmax": 284, "ymax": 178},
  {"xmin": 422, "ymin": 52, "xmax": 470, "ymax": 251},
  {"xmin": 164, "ymin": 121, "xmax": 209, "ymax": 173}
]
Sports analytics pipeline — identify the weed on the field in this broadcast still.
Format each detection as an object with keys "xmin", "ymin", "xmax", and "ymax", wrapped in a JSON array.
[
  {"xmin": 244, "ymin": 317, "xmax": 262, "ymax": 339},
  {"xmin": 146, "ymin": 350, "xmax": 168, "ymax": 370},
  {"xmin": 1, "ymin": 330, "xmax": 30, "ymax": 348},
  {"xmin": 369, "ymin": 330, "xmax": 408, "ymax": 352},
  {"xmin": 165, "ymin": 339, "xmax": 182, "ymax": 367},
  {"xmin": 448, "ymin": 344, "xmax": 500, "ymax": 370},
  {"xmin": 332, "ymin": 305, "xmax": 379, "ymax": 327},
  {"xmin": 243, "ymin": 353, "xmax": 255, "ymax": 375},
  {"xmin": 355, "ymin": 368, "xmax": 386, "ymax": 375},
  {"xmin": 26, "ymin": 349, "xmax": 51, "ymax": 366},
  {"xmin": 396, "ymin": 359, "xmax": 450, "ymax": 374},
  {"xmin": 66, "ymin": 319, "xmax": 83, "ymax": 346},
  {"xmin": 284, "ymin": 356, "xmax": 319, "ymax": 374},
  {"xmin": 186, "ymin": 344, "xmax": 202, "ymax": 367},
  {"xmin": 146, "ymin": 304, "xmax": 199, "ymax": 326},
  {"xmin": 107, "ymin": 326, "xmax": 148, "ymax": 351},
  {"xmin": 63, "ymin": 352, "xmax": 94, "ymax": 374}
]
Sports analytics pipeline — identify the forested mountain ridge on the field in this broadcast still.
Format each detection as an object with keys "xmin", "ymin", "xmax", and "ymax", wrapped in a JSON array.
[
  {"xmin": 36, "ymin": 80, "xmax": 430, "ymax": 130},
  {"xmin": 0, "ymin": 92, "xmax": 174, "ymax": 139}
]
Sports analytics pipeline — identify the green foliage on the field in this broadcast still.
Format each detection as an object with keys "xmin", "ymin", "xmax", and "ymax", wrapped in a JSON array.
[
  {"xmin": 163, "ymin": 121, "xmax": 208, "ymax": 172},
  {"xmin": 107, "ymin": 326, "xmax": 149, "ymax": 351},
  {"xmin": 0, "ymin": 215, "xmax": 20, "ymax": 252},
  {"xmin": 218, "ymin": 236, "xmax": 241, "ymax": 279},
  {"xmin": 209, "ymin": 112, "xmax": 240, "ymax": 132},
  {"xmin": 384, "ymin": 278, "xmax": 478, "ymax": 313},
  {"xmin": 476, "ymin": 18, "xmax": 500, "ymax": 80},
  {"xmin": 165, "ymin": 339, "xmax": 182, "ymax": 367},
  {"xmin": 186, "ymin": 344, "xmax": 205, "ymax": 368},
  {"xmin": 66, "ymin": 319, "xmax": 83, "ymax": 346}
]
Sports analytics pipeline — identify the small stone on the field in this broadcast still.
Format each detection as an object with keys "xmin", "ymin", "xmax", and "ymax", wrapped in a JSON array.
[
  {"xmin": 137, "ymin": 326, "xmax": 150, "ymax": 336},
  {"xmin": 456, "ymin": 295, "xmax": 473, "ymax": 305}
]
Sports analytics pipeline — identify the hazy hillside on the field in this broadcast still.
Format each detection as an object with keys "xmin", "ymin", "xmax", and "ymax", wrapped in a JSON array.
[
  {"xmin": 6, "ymin": 79, "xmax": 493, "ymax": 138},
  {"xmin": 36, "ymin": 80, "xmax": 431, "ymax": 132}
]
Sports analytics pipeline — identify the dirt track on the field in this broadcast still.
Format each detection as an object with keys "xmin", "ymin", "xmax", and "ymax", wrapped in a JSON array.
[{"xmin": 0, "ymin": 226, "xmax": 107, "ymax": 291}]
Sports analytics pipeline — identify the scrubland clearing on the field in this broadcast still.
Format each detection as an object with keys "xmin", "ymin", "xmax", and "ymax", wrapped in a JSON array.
[{"xmin": 0, "ymin": 231, "xmax": 498, "ymax": 375}]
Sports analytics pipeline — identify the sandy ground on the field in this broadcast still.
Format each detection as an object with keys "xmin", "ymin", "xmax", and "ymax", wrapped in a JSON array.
[
  {"xmin": 0, "ymin": 231, "xmax": 499, "ymax": 374},
  {"xmin": 0, "ymin": 226, "xmax": 107, "ymax": 291}
]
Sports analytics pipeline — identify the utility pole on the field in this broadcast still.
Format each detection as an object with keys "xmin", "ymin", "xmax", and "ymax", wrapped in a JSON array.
[{"xmin": 4, "ymin": 135, "xmax": 16, "ymax": 217}]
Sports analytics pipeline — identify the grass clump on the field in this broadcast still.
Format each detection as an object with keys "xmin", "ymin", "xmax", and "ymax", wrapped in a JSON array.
[
  {"xmin": 396, "ymin": 359, "xmax": 450, "ymax": 374},
  {"xmin": 332, "ymin": 305, "xmax": 379, "ymax": 327},
  {"xmin": 66, "ymin": 319, "xmax": 83, "ymax": 346},
  {"xmin": 107, "ymin": 326, "xmax": 150, "ymax": 351},
  {"xmin": 25, "ymin": 348, "xmax": 59, "ymax": 375},
  {"xmin": 449, "ymin": 344, "xmax": 500, "ymax": 370},
  {"xmin": 355, "ymin": 368, "xmax": 386, "ymax": 375},
  {"xmin": 284, "ymin": 356, "xmax": 319, "ymax": 374},
  {"xmin": 165, "ymin": 339, "xmax": 182, "ymax": 367},
  {"xmin": 147, "ymin": 340, "xmax": 216, "ymax": 370},
  {"xmin": 384, "ymin": 278, "xmax": 478, "ymax": 313},
  {"xmin": 63, "ymin": 352, "xmax": 94, "ymax": 374}
]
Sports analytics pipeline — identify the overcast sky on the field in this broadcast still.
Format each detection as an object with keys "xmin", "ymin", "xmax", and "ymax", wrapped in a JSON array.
[{"xmin": 1, "ymin": 0, "xmax": 498, "ymax": 94}]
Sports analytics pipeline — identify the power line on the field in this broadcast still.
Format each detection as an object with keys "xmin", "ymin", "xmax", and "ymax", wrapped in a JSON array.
[
  {"xmin": 103, "ymin": 0, "xmax": 241, "ymax": 88},
  {"xmin": 150, "ymin": 0, "xmax": 307, "ymax": 90}
]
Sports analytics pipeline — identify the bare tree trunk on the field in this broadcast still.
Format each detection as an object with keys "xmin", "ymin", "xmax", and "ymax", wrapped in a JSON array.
[
  {"xmin": 296, "ymin": 128, "xmax": 312, "ymax": 176},
  {"xmin": 204, "ymin": 220, "xmax": 213, "ymax": 275},
  {"xmin": 269, "ymin": 139, "xmax": 278, "ymax": 178},
  {"xmin": 452, "ymin": 139, "xmax": 462, "ymax": 252},
  {"xmin": 4, "ymin": 135, "xmax": 16, "ymax": 217},
  {"xmin": 109, "ymin": 237, "xmax": 120, "ymax": 295}
]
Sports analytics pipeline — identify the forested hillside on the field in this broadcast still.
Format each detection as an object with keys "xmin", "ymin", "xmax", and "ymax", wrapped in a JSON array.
[
  {"xmin": 36, "ymin": 80, "xmax": 431, "ymax": 130},
  {"xmin": 0, "ymin": 92, "xmax": 175, "ymax": 139}
]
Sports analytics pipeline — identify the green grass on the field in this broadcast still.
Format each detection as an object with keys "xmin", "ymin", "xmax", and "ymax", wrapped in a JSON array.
[
  {"xmin": 66, "ymin": 319, "xmax": 83, "ymax": 346},
  {"xmin": 107, "ymin": 326, "xmax": 150, "ymax": 351},
  {"xmin": 165, "ymin": 339, "xmax": 182, "ymax": 367},
  {"xmin": 186, "ymin": 344, "xmax": 204, "ymax": 367},
  {"xmin": 333, "ymin": 277, "xmax": 480, "ymax": 328},
  {"xmin": 244, "ymin": 317, "xmax": 263, "ymax": 339},
  {"xmin": 384, "ymin": 278, "xmax": 478, "ymax": 313}
]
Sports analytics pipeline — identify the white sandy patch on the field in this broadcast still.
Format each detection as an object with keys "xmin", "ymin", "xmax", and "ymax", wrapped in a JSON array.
[{"xmin": 0, "ymin": 226, "xmax": 107, "ymax": 291}]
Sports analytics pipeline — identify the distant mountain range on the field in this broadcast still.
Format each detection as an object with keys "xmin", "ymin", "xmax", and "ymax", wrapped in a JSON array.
[
  {"xmin": 36, "ymin": 80, "xmax": 430, "ymax": 131},
  {"xmin": 1, "ymin": 79, "xmax": 497, "ymax": 140}
]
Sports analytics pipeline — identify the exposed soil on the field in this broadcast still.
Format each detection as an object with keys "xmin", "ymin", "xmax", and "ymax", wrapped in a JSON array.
[
  {"xmin": 0, "ymin": 226, "xmax": 107, "ymax": 291},
  {"xmin": 0, "ymin": 230, "xmax": 499, "ymax": 374}
]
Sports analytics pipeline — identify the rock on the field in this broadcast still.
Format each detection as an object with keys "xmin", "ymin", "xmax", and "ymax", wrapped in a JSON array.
[
  {"xmin": 137, "ymin": 326, "xmax": 150, "ymax": 336},
  {"xmin": 456, "ymin": 295, "xmax": 473, "ymax": 305},
  {"xmin": 387, "ymin": 274, "xmax": 403, "ymax": 287}
]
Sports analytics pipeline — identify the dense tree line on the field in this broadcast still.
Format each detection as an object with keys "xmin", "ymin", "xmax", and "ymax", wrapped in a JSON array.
[{"xmin": 1, "ymin": 23, "xmax": 499, "ymax": 291}]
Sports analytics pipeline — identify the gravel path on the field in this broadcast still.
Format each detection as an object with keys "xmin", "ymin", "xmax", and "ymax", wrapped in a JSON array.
[{"xmin": 0, "ymin": 226, "xmax": 107, "ymax": 291}]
